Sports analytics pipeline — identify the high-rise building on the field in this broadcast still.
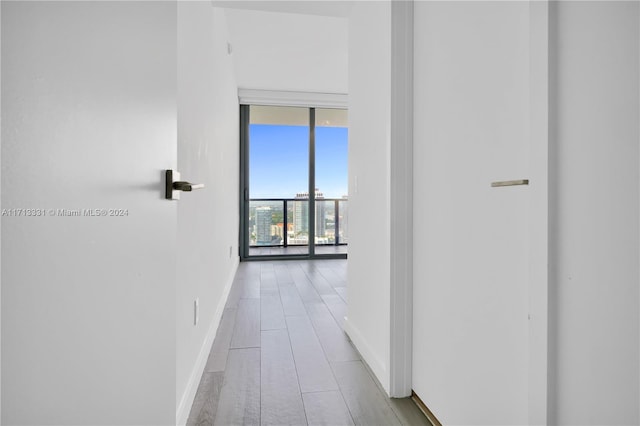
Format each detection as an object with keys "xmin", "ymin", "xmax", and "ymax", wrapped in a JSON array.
[
  {"xmin": 316, "ymin": 202, "xmax": 326, "ymax": 240},
  {"xmin": 293, "ymin": 199, "xmax": 308, "ymax": 237},
  {"xmin": 339, "ymin": 198, "xmax": 348, "ymax": 244},
  {"xmin": 255, "ymin": 206, "xmax": 272, "ymax": 245},
  {"xmin": 293, "ymin": 189, "xmax": 325, "ymax": 242}
]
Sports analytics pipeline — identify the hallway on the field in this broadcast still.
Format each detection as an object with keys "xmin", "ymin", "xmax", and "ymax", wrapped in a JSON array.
[{"xmin": 187, "ymin": 260, "xmax": 428, "ymax": 426}]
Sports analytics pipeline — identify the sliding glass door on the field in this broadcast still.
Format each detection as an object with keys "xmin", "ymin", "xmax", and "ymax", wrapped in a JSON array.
[
  {"xmin": 314, "ymin": 109, "xmax": 348, "ymax": 255},
  {"xmin": 240, "ymin": 105, "xmax": 348, "ymax": 260}
]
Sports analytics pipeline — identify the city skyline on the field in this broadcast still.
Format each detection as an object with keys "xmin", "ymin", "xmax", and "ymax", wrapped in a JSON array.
[{"xmin": 249, "ymin": 200, "xmax": 347, "ymax": 247}]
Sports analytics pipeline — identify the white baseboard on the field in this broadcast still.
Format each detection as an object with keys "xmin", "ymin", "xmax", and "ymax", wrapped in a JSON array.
[
  {"xmin": 175, "ymin": 257, "xmax": 239, "ymax": 426},
  {"xmin": 343, "ymin": 317, "xmax": 390, "ymax": 395}
]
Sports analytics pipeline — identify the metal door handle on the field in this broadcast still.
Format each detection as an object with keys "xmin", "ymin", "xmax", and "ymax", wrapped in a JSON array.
[
  {"xmin": 491, "ymin": 179, "xmax": 529, "ymax": 187},
  {"xmin": 173, "ymin": 181, "xmax": 205, "ymax": 191},
  {"xmin": 166, "ymin": 169, "xmax": 204, "ymax": 200}
]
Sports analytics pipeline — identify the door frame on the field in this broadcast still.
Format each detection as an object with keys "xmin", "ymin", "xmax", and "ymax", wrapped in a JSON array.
[
  {"xmin": 389, "ymin": 0, "xmax": 414, "ymax": 398},
  {"xmin": 528, "ymin": 1, "xmax": 550, "ymax": 423}
]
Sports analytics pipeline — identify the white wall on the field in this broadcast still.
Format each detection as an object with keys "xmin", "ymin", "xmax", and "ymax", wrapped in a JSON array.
[
  {"xmin": 1, "ymin": 2, "xmax": 177, "ymax": 424},
  {"xmin": 345, "ymin": 0, "xmax": 392, "ymax": 393},
  {"xmin": 549, "ymin": 2, "xmax": 639, "ymax": 424},
  {"xmin": 176, "ymin": 2, "xmax": 239, "ymax": 424},
  {"xmin": 1, "ymin": 2, "xmax": 4, "ymax": 421},
  {"xmin": 223, "ymin": 8, "xmax": 348, "ymax": 94}
]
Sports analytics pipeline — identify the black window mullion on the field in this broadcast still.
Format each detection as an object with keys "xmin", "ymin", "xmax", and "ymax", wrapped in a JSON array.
[
  {"xmin": 239, "ymin": 105, "xmax": 250, "ymax": 259},
  {"xmin": 309, "ymin": 108, "xmax": 316, "ymax": 258}
]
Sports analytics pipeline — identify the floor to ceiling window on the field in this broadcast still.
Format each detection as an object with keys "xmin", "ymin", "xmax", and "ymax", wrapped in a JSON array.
[{"xmin": 240, "ymin": 105, "xmax": 348, "ymax": 260}]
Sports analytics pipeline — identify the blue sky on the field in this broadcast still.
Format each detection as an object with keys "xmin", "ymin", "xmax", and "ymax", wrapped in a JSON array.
[{"xmin": 249, "ymin": 124, "xmax": 348, "ymax": 199}]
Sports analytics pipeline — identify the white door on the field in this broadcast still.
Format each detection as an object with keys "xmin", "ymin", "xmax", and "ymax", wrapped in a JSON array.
[
  {"xmin": 412, "ymin": 2, "xmax": 535, "ymax": 424},
  {"xmin": 2, "ymin": 2, "xmax": 177, "ymax": 424}
]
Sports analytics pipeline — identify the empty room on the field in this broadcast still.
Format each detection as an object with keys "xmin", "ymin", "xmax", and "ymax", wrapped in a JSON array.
[{"xmin": 2, "ymin": 1, "xmax": 639, "ymax": 425}]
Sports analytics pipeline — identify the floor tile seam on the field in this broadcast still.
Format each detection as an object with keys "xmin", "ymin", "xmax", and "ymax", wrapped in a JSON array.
[
  {"xmin": 281, "ymin": 318, "xmax": 310, "ymax": 426},
  {"xmin": 294, "ymin": 287, "xmax": 356, "ymax": 426}
]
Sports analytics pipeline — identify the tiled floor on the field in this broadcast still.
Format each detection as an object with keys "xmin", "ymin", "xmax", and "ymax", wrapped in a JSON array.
[
  {"xmin": 187, "ymin": 259, "xmax": 429, "ymax": 426},
  {"xmin": 248, "ymin": 245, "xmax": 348, "ymax": 256}
]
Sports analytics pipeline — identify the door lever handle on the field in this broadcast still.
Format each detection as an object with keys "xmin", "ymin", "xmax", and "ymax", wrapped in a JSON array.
[
  {"xmin": 491, "ymin": 179, "xmax": 529, "ymax": 187},
  {"xmin": 165, "ymin": 169, "xmax": 204, "ymax": 200},
  {"xmin": 173, "ymin": 181, "xmax": 205, "ymax": 192}
]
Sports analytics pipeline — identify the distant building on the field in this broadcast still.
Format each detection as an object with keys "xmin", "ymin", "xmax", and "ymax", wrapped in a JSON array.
[
  {"xmin": 271, "ymin": 223, "xmax": 284, "ymax": 240},
  {"xmin": 293, "ymin": 200, "xmax": 307, "ymax": 236},
  {"xmin": 271, "ymin": 223, "xmax": 284, "ymax": 245},
  {"xmin": 338, "ymin": 199, "xmax": 348, "ymax": 244},
  {"xmin": 316, "ymin": 202, "xmax": 326, "ymax": 240},
  {"xmin": 255, "ymin": 206, "xmax": 272, "ymax": 245},
  {"xmin": 293, "ymin": 189, "xmax": 326, "ymax": 241}
]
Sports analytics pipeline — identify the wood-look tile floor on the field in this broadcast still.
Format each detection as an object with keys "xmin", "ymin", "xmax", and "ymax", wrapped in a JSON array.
[{"xmin": 187, "ymin": 260, "xmax": 430, "ymax": 426}]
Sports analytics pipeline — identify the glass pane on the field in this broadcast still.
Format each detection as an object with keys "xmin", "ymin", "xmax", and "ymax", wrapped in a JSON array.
[
  {"xmin": 338, "ymin": 200, "xmax": 348, "ymax": 244},
  {"xmin": 289, "ymin": 200, "xmax": 309, "ymax": 246},
  {"xmin": 315, "ymin": 200, "xmax": 333, "ymax": 245},
  {"xmin": 248, "ymin": 106, "xmax": 309, "ymax": 256},
  {"xmin": 315, "ymin": 108, "xmax": 348, "ymax": 254}
]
